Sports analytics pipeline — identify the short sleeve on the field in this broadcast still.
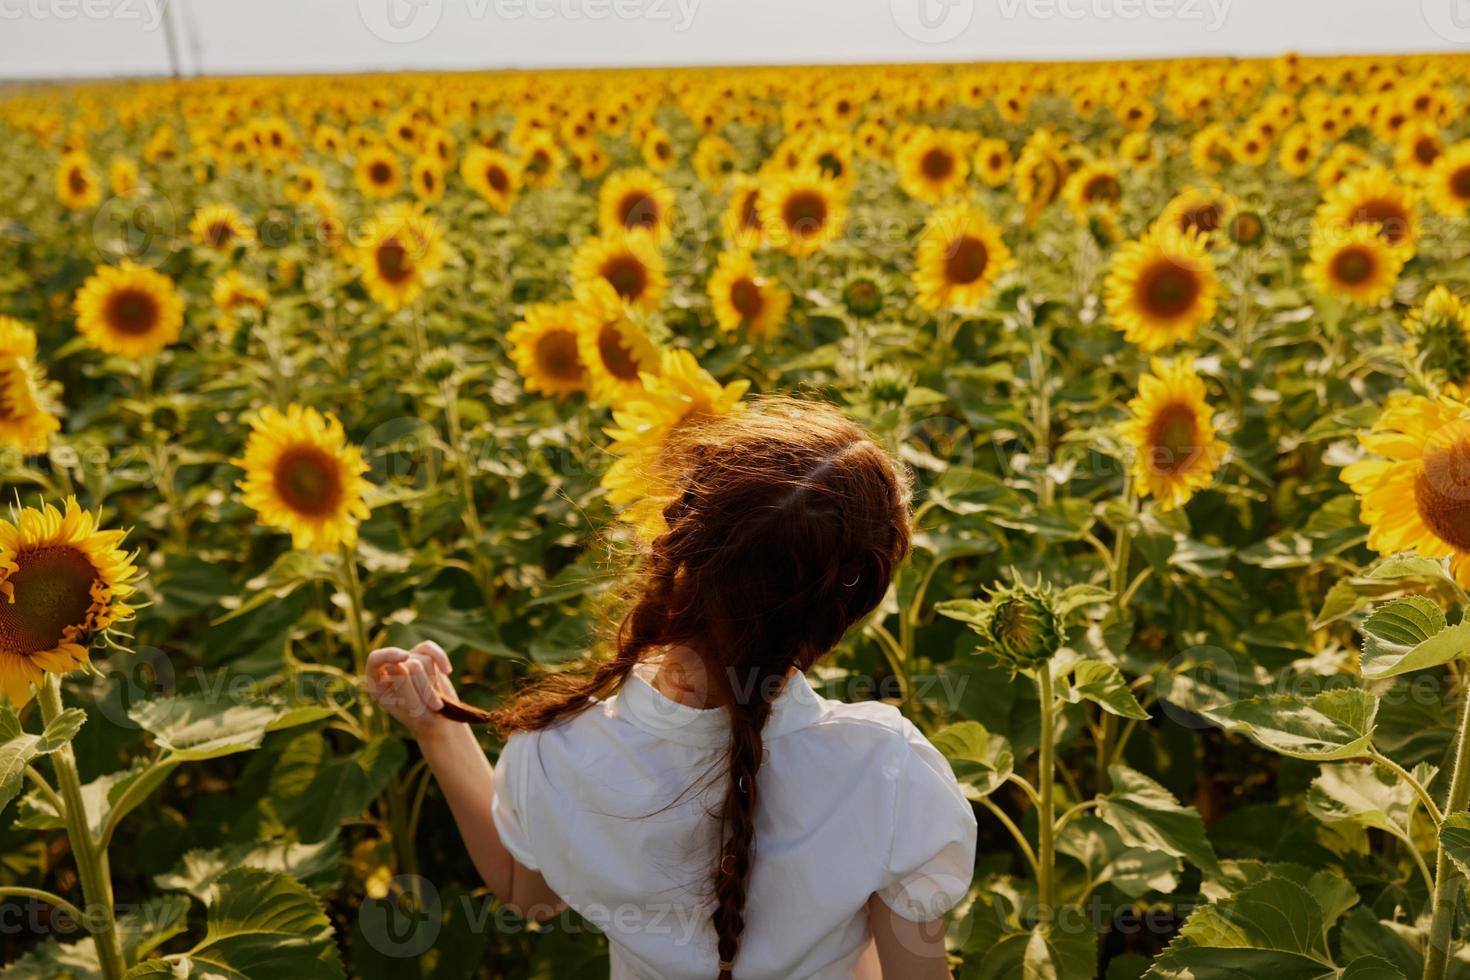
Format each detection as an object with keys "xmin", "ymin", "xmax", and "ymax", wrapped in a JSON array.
[
  {"xmin": 877, "ymin": 725, "xmax": 977, "ymax": 922},
  {"xmin": 491, "ymin": 733, "xmax": 541, "ymax": 871}
]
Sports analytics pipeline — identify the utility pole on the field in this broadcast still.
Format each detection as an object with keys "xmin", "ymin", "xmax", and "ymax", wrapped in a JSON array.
[{"xmin": 159, "ymin": 0, "xmax": 183, "ymax": 78}]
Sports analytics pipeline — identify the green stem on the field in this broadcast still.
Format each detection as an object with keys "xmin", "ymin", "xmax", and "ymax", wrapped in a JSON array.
[
  {"xmin": 39, "ymin": 675, "xmax": 126, "ymax": 980},
  {"xmin": 442, "ymin": 378, "xmax": 495, "ymax": 606},
  {"xmin": 1029, "ymin": 323, "xmax": 1054, "ymax": 507},
  {"xmin": 979, "ymin": 798, "xmax": 1040, "ymax": 878},
  {"xmin": 1371, "ymin": 749, "xmax": 1444, "ymax": 826},
  {"xmin": 0, "ymin": 887, "xmax": 84, "ymax": 923},
  {"xmin": 1037, "ymin": 667, "xmax": 1057, "ymax": 923},
  {"xmin": 1424, "ymin": 687, "xmax": 1470, "ymax": 980}
]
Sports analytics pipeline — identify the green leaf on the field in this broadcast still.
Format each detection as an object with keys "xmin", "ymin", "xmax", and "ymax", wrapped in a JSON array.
[
  {"xmin": 1200, "ymin": 689, "xmax": 1378, "ymax": 761},
  {"xmin": 970, "ymin": 923, "xmax": 1098, "ymax": 980},
  {"xmin": 1316, "ymin": 579, "xmax": 1370, "ymax": 630},
  {"xmin": 16, "ymin": 757, "xmax": 176, "ymax": 839},
  {"xmin": 1359, "ymin": 597, "xmax": 1470, "ymax": 679},
  {"xmin": 1057, "ymin": 815, "xmax": 1181, "ymax": 899},
  {"xmin": 0, "ymin": 702, "xmax": 84, "ymax": 814},
  {"xmin": 930, "ymin": 721, "xmax": 1014, "ymax": 800},
  {"xmin": 1439, "ymin": 812, "xmax": 1470, "ymax": 877},
  {"xmin": 130, "ymin": 696, "xmax": 283, "ymax": 761},
  {"xmin": 1307, "ymin": 763, "xmax": 1424, "ymax": 850},
  {"xmin": 1054, "ymin": 585, "xmax": 1115, "ymax": 618},
  {"xmin": 1366, "ymin": 555, "xmax": 1460, "ymax": 590},
  {"xmin": 119, "ymin": 895, "xmax": 192, "ymax": 964},
  {"xmin": 0, "ymin": 936, "xmax": 103, "ymax": 980},
  {"xmin": 1098, "ymin": 766, "xmax": 1218, "ymax": 875},
  {"xmin": 155, "ymin": 837, "xmax": 343, "ymax": 904},
  {"xmin": 269, "ymin": 734, "xmax": 407, "ymax": 842},
  {"xmin": 935, "ymin": 598, "xmax": 989, "ymax": 630},
  {"xmin": 127, "ymin": 868, "xmax": 344, "ymax": 979},
  {"xmin": 1063, "ymin": 661, "xmax": 1149, "ymax": 720},
  {"xmin": 1146, "ymin": 876, "xmax": 1365, "ymax": 980}
]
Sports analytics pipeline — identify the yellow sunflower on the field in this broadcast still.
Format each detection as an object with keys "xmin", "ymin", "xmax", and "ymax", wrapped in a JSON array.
[
  {"xmin": 602, "ymin": 349, "xmax": 750, "ymax": 538},
  {"xmin": 108, "ymin": 156, "xmax": 138, "ymax": 198},
  {"xmin": 1303, "ymin": 223, "xmax": 1404, "ymax": 307},
  {"xmin": 189, "ymin": 203, "xmax": 255, "ymax": 252},
  {"xmin": 0, "ymin": 498, "xmax": 139, "ymax": 707},
  {"xmin": 598, "ymin": 169, "xmax": 676, "ymax": 242},
  {"xmin": 1103, "ymin": 226, "xmax": 1218, "ymax": 351},
  {"xmin": 518, "ymin": 134, "xmax": 564, "ymax": 189},
  {"xmin": 912, "ymin": 203, "xmax": 1014, "ymax": 312},
  {"xmin": 1404, "ymin": 286, "xmax": 1470, "ymax": 386},
  {"xmin": 721, "ymin": 176, "xmax": 765, "ymax": 249},
  {"xmin": 1013, "ymin": 131, "xmax": 1069, "ymax": 224},
  {"xmin": 706, "ymin": 250, "xmax": 792, "ymax": 339},
  {"xmin": 570, "ymin": 232, "xmax": 667, "ymax": 314},
  {"xmin": 1315, "ymin": 166, "xmax": 1419, "ymax": 256},
  {"xmin": 73, "ymin": 261, "xmax": 185, "ymax": 358},
  {"xmin": 576, "ymin": 281, "xmax": 661, "ymax": 405},
  {"xmin": 411, "ymin": 156, "xmax": 445, "ymax": 203},
  {"xmin": 897, "ymin": 128, "xmax": 970, "ymax": 203},
  {"xmin": 973, "ymin": 138, "xmax": 1012, "ymax": 187},
  {"xmin": 234, "ymin": 404, "xmax": 372, "ymax": 554},
  {"xmin": 0, "ymin": 317, "xmax": 61, "ymax": 455},
  {"xmin": 1063, "ymin": 162, "xmax": 1123, "ymax": 219},
  {"xmin": 641, "ymin": 127, "xmax": 675, "ymax": 171},
  {"xmin": 1120, "ymin": 358, "xmax": 1227, "ymax": 512},
  {"xmin": 757, "ymin": 169, "xmax": 847, "ymax": 258},
  {"xmin": 693, "ymin": 136, "xmax": 739, "ymax": 189},
  {"xmin": 1278, "ymin": 124, "xmax": 1320, "ymax": 177},
  {"xmin": 460, "ymin": 146, "xmax": 520, "ymax": 214},
  {"xmin": 1426, "ymin": 142, "xmax": 1470, "ymax": 217},
  {"xmin": 355, "ymin": 147, "xmax": 403, "ymax": 199},
  {"xmin": 1342, "ymin": 393, "xmax": 1470, "ymax": 585},
  {"xmin": 211, "ymin": 271, "xmax": 268, "ymax": 338},
  {"xmin": 1160, "ymin": 186, "xmax": 1233, "ymax": 245},
  {"xmin": 354, "ymin": 203, "xmax": 448, "ymax": 313},
  {"xmin": 507, "ymin": 301, "xmax": 587, "ymax": 398},
  {"xmin": 55, "ymin": 152, "xmax": 100, "ymax": 210}
]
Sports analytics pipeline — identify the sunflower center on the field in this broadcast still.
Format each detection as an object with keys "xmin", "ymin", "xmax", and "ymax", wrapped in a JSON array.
[
  {"xmin": 1350, "ymin": 197, "xmax": 1410, "ymax": 245},
  {"xmin": 782, "ymin": 190, "xmax": 828, "ymax": 235},
  {"xmin": 816, "ymin": 152, "xmax": 843, "ymax": 180},
  {"xmin": 1144, "ymin": 402, "xmax": 1201, "ymax": 475},
  {"xmin": 369, "ymin": 162, "xmax": 393, "ymax": 185},
  {"xmin": 1084, "ymin": 175, "xmax": 1121, "ymax": 204},
  {"xmin": 1416, "ymin": 138, "xmax": 1440, "ymax": 166},
  {"xmin": 1178, "ymin": 204, "xmax": 1222, "ymax": 236},
  {"xmin": 0, "ymin": 546, "xmax": 99, "ymax": 657},
  {"xmin": 1138, "ymin": 260, "xmax": 1201, "ymax": 319},
  {"xmin": 597, "ymin": 322, "xmax": 640, "ymax": 380},
  {"xmin": 535, "ymin": 329, "xmax": 583, "ymax": 382},
  {"xmin": 375, "ymin": 239, "xmax": 416, "ymax": 284},
  {"xmin": 617, "ymin": 190, "xmax": 659, "ymax": 231},
  {"xmin": 487, "ymin": 165, "xmax": 509, "ymax": 192},
  {"xmin": 1416, "ymin": 440, "xmax": 1470, "ymax": 551},
  {"xmin": 272, "ymin": 445, "xmax": 345, "ymax": 518},
  {"xmin": 1331, "ymin": 246, "xmax": 1377, "ymax": 285},
  {"xmin": 1451, "ymin": 167, "xmax": 1470, "ymax": 202},
  {"xmin": 104, "ymin": 288, "xmax": 161, "ymax": 335},
  {"xmin": 205, "ymin": 221, "xmax": 235, "ymax": 249},
  {"xmin": 421, "ymin": 170, "xmax": 437, "ymax": 192},
  {"xmin": 730, "ymin": 277, "xmax": 765, "ymax": 319},
  {"xmin": 739, "ymin": 190, "xmax": 761, "ymax": 231},
  {"xmin": 526, "ymin": 150, "xmax": 550, "ymax": 176},
  {"xmin": 944, "ymin": 235, "xmax": 990, "ymax": 285},
  {"xmin": 601, "ymin": 254, "xmax": 648, "ymax": 301},
  {"xmin": 67, "ymin": 168, "xmax": 88, "ymax": 194},
  {"xmin": 920, "ymin": 148, "xmax": 955, "ymax": 182}
]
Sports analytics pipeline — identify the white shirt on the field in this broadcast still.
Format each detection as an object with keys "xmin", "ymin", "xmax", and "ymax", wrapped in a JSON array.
[{"xmin": 491, "ymin": 665, "xmax": 977, "ymax": 980}]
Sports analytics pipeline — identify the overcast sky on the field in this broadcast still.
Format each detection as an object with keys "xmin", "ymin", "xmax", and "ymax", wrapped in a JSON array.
[{"xmin": 1, "ymin": 0, "xmax": 1467, "ymax": 80}]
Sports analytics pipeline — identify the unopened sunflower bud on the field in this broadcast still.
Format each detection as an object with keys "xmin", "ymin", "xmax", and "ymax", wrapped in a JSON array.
[{"xmin": 980, "ymin": 583, "xmax": 1065, "ymax": 671}]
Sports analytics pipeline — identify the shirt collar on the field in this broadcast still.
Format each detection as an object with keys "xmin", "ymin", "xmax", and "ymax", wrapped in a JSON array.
[{"xmin": 611, "ymin": 663, "xmax": 825, "ymax": 749}]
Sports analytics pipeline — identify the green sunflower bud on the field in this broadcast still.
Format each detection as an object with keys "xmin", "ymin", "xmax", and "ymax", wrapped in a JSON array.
[
  {"xmin": 980, "ymin": 583, "xmax": 1065, "ymax": 671},
  {"xmin": 421, "ymin": 348, "xmax": 460, "ymax": 385},
  {"xmin": 1228, "ymin": 209, "xmax": 1265, "ymax": 248},
  {"xmin": 842, "ymin": 274, "xmax": 884, "ymax": 319},
  {"xmin": 867, "ymin": 363, "xmax": 914, "ymax": 406}
]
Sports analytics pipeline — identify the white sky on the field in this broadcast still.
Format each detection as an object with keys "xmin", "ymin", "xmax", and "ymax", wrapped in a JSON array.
[{"xmin": 0, "ymin": 0, "xmax": 1466, "ymax": 80}]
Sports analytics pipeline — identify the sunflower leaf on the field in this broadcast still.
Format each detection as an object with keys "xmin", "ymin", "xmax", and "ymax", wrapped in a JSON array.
[
  {"xmin": 0, "ymin": 704, "xmax": 85, "ymax": 816},
  {"xmin": 1062, "ymin": 661, "xmax": 1150, "ymax": 720},
  {"xmin": 1098, "ymin": 765, "xmax": 1219, "ymax": 875},
  {"xmin": 1359, "ymin": 596, "xmax": 1470, "ymax": 679},
  {"xmin": 1199, "ymin": 689, "xmax": 1378, "ymax": 761},
  {"xmin": 929, "ymin": 721, "xmax": 1014, "ymax": 800}
]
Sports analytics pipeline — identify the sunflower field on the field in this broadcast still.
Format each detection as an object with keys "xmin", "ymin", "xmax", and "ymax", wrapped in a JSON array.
[{"xmin": 9, "ymin": 50, "xmax": 1470, "ymax": 979}]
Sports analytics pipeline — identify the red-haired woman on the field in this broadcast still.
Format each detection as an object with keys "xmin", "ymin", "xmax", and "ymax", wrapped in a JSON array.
[{"xmin": 367, "ymin": 398, "xmax": 976, "ymax": 979}]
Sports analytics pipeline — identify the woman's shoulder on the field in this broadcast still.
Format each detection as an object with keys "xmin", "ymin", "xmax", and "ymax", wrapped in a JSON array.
[{"xmin": 806, "ymin": 694, "xmax": 932, "ymax": 763}]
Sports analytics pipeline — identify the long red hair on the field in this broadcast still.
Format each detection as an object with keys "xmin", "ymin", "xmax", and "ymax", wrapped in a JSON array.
[{"xmin": 447, "ymin": 396, "xmax": 913, "ymax": 978}]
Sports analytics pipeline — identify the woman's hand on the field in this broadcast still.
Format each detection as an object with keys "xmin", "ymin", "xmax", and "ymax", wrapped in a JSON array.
[{"xmin": 365, "ymin": 641, "xmax": 459, "ymax": 741}]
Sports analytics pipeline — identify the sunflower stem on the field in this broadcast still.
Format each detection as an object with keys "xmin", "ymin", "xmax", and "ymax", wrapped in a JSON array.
[
  {"xmin": 38, "ymin": 675, "xmax": 126, "ymax": 980},
  {"xmin": 1036, "ymin": 666, "xmax": 1057, "ymax": 924},
  {"xmin": 1424, "ymin": 680, "xmax": 1470, "ymax": 980},
  {"xmin": 0, "ymin": 887, "xmax": 85, "ymax": 923}
]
